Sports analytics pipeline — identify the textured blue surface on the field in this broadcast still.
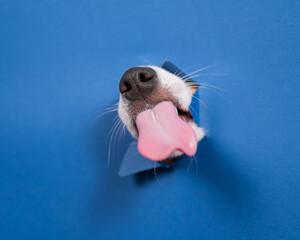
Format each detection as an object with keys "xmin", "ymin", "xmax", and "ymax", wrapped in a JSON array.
[{"xmin": 0, "ymin": 1, "xmax": 299, "ymax": 239}]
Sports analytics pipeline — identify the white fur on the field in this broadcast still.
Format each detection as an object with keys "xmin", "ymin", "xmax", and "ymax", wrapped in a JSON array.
[
  {"xmin": 118, "ymin": 96, "xmax": 139, "ymax": 138},
  {"xmin": 146, "ymin": 66, "xmax": 193, "ymax": 110}
]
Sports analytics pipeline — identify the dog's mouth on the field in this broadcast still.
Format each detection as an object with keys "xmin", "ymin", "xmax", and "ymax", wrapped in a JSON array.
[
  {"xmin": 176, "ymin": 106, "xmax": 194, "ymax": 122},
  {"xmin": 134, "ymin": 101, "xmax": 198, "ymax": 161}
]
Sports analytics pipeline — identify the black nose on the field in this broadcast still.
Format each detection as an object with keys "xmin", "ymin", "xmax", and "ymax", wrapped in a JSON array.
[{"xmin": 119, "ymin": 67, "xmax": 156, "ymax": 101}]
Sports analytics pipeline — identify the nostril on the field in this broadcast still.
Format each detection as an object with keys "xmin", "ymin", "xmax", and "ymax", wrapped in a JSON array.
[
  {"xmin": 139, "ymin": 73, "xmax": 146, "ymax": 82},
  {"xmin": 124, "ymin": 81, "xmax": 131, "ymax": 92},
  {"xmin": 120, "ymin": 80, "xmax": 131, "ymax": 94},
  {"xmin": 138, "ymin": 71, "xmax": 154, "ymax": 82}
]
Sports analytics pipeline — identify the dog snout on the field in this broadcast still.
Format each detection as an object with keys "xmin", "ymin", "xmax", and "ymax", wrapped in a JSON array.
[{"xmin": 119, "ymin": 67, "xmax": 156, "ymax": 101}]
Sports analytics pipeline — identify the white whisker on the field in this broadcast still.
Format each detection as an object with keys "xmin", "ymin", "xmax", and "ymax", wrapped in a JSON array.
[
  {"xmin": 192, "ymin": 95, "xmax": 208, "ymax": 109},
  {"xmin": 107, "ymin": 118, "xmax": 122, "ymax": 166},
  {"xmin": 174, "ymin": 69, "xmax": 182, "ymax": 77},
  {"xmin": 189, "ymin": 105, "xmax": 199, "ymax": 119},
  {"xmin": 122, "ymin": 124, "xmax": 126, "ymax": 137},
  {"xmin": 190, "ymin": 73, "xmax": 226, "ymax": 77},
  {"xmin": 182, "ymin": 64, "xmax": 219, "ymax": 80},
  {"xmin": 193, "ymin": 155, "xmax": 198, "ymax": 176},
  {"xmin": 199, "ymin": 86, "xmax": 226, "ymax": 99},
  {"xmin": 113, "ymin": 120, "xmax": 125, "ymax": 162},
  {"xmin": 92, "ymin": 102, "xmax": 119, "ymax": 122},
  {"xmin": 153, "ymin": 162, "xmax": 160, "ymax": 183},
  {"xmin": 174, "ymin": 67, "xmax": 191, "ymax": 77},
  {"xmin": 185, "ymin": 73, "xmax": 226, "ymax": 81},
  {"xmin": 92, "ymin": 108, "xmax": 118, "ymax": 122},
  {"xmin": 200, "ymin": 83, "xmax": 228, "ymax": 92}
]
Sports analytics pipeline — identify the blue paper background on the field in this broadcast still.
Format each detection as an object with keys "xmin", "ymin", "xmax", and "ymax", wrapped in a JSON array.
[{"xmin": 0, "ymin": 1, "xmax": 299, "ymax": 239}]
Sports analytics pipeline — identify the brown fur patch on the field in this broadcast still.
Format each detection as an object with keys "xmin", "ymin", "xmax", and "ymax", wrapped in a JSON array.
[{"xmin": 125, "ymin": 83, "xmax": 179, "ymax": 127}]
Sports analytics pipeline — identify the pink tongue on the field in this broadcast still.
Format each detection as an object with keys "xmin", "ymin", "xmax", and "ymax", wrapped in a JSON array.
[{"xmin": 136, "ymin": 101, "xmax": 197, "ymax": 161}]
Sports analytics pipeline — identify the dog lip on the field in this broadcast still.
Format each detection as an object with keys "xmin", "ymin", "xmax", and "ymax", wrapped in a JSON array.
[{"xmin": 176, "ymin": 106, "xmax": 194, "ymax": 122}]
